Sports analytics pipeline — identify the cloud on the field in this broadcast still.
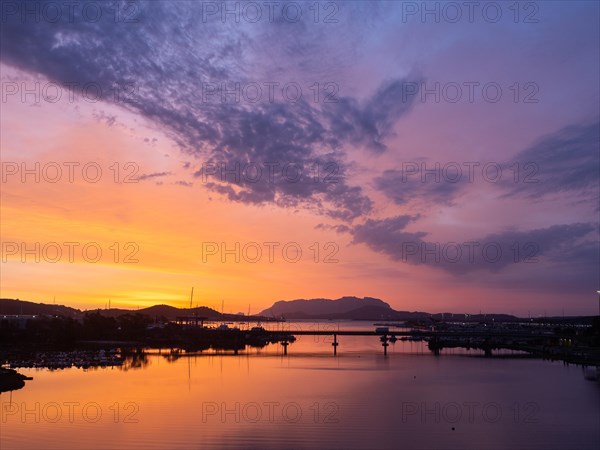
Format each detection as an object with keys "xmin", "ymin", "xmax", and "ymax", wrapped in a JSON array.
[
  {"xmin": 374, "ymin": 121, "xmax": 600, "ymax": 208},
  {"xmin": 323, "ymin": 78, "xmax": 423, "ymax": 153},
  {"xmin": 1, "ymin": 1, "xmax": 420, "ymax": 221},
  {"xmin": 500, "ymin": 121, "xmax": 600, "ymax": 205},
  {"xmin": 137, "ymin": 171, "xmax": 171, "ymax": 181},
  {"xmin": 351, "ymin": 215, "xmax": 598, "ymax": 277},
  {"xmin": 374, "ymin": 167, "xmax": 465, "ymax": 206},
  {"xmin": 315, "ymin": 223, "xmax": 351, "ymax": 234}
]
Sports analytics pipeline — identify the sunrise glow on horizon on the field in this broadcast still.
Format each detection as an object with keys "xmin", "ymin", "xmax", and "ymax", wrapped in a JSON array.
[{"xmin": 1, "ymin": 1, "xmax": 599, "ymax": 316}]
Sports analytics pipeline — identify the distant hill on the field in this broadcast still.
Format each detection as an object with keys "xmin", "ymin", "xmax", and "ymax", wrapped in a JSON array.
[
  {"xmin": 259, "ymin": 296, "xmax": 416, "ymax": 320},
  {"xmin": 137, "ymin": 304, "xmax": 222, "ymax": 320},
  {"xmin": 260, "ymin": 296, "xmax": 391, "ymax": 318},
  {"xmin": 0, "ymin": 299, "xmax": 81, "ymax": 318},
  {"xmin": 0, "ymin": 299, "xmax": 255, "ymax": 322},
  {"xmin": 259, "ymin": 297, "xmax": 522, "ymax": 322},
  {"xmin": 1, "ymin": 297, "xmax": 526, "ymax": 322}
]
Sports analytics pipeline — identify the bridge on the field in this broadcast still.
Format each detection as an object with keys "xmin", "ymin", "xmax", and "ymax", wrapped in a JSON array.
[{"xmin": 257, "ymin": 329, "xmax": 565, "ymax": 356}]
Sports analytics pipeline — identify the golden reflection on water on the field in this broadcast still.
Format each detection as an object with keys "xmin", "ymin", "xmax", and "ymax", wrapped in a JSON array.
[{"xmin": 1, "ymin": 333, "xmax": 599, "ymax": 450}]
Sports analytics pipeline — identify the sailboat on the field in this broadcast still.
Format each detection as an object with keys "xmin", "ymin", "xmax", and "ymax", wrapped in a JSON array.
[
  {"xmin": 216, "ymin": 299, "xmax": 238, "ymax": 330},
  {"xmin": 237, "ymin": 305, "xmax": 251, "ymax": 328}
]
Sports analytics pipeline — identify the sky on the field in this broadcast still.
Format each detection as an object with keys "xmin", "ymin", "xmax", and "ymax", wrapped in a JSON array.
[{"xmin": 1, "ymin": 0, "xmax": 599, "ymax": 316}]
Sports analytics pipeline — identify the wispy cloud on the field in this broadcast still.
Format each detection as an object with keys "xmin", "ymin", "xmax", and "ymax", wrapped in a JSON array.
[
  {"xmin": 351, "ymin": 215, "xmax": 597, "ymax": 278},
  {"xmin": 374, "ymin": 121, "xmax": 600, "ymax": 208},
  {"xmin": 500, "ymin": 121, "xmax": 600, "ymax": 206},
  {"xmin": 137, "ymin": 171, "xmax": 171, "ymax": 181}
]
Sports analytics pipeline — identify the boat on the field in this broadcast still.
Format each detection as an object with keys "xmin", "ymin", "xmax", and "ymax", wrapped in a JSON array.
[
  {"xmin": 215, "ymin": 323, "xmax": 239, "ymax": 331},
  {"xmin": 0, "ymin": 368, "xmax": 32, "ymax": 393}
]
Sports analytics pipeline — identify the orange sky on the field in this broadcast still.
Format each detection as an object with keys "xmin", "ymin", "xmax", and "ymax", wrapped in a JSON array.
[
  {"xmin": 0, "ymin": 90, "xmax": 582, "ymax": 317},
  {"xmin": 1, "ymin": 2, "xmax": 599, "ymax": 322},
  {"xmin": 0, "ymin": 74, "xmax": 490, "ymax": 314}
]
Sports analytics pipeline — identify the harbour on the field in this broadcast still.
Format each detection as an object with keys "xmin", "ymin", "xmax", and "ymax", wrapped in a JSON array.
[{"xmin": 1, "ymin": 326, "xmax": 599, "ymax": 450}]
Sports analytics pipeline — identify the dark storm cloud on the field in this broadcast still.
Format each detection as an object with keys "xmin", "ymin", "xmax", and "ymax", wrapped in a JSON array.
[{"xmin": 1, "ymin": 0, "xmax": 419, "ymax": 221}]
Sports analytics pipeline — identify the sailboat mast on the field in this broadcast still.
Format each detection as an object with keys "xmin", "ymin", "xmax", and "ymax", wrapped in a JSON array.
[{"xmin": 190, "ymin": 287, "xmax": 194, "ymax": 310}]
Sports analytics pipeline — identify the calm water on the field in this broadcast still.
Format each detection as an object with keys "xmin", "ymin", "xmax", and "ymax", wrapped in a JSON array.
[{"xmin": 2, "ymin": 321, "xmax": 599, "ymax": 449}]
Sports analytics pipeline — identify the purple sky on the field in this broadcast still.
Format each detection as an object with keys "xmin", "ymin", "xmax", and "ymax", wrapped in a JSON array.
[{"xmin": 1, "ymin": 1, "xmax": 599, "ymax": 315}]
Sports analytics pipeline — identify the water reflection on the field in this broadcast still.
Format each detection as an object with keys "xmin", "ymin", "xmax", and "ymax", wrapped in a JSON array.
[
  {"xmin": 1, "ymin": 323, "xmax": 599, "ymax": 450},
  {"xmin": 120, "ymin": 348, "xmax": 150, "ymax": 371},
  {"xmin": 0, "ymin": 368, "xmax": 27, "ymax": 393},
  {"xmin": 2, "ymin": 350, "xmax": 598, "ymax": 450}
]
